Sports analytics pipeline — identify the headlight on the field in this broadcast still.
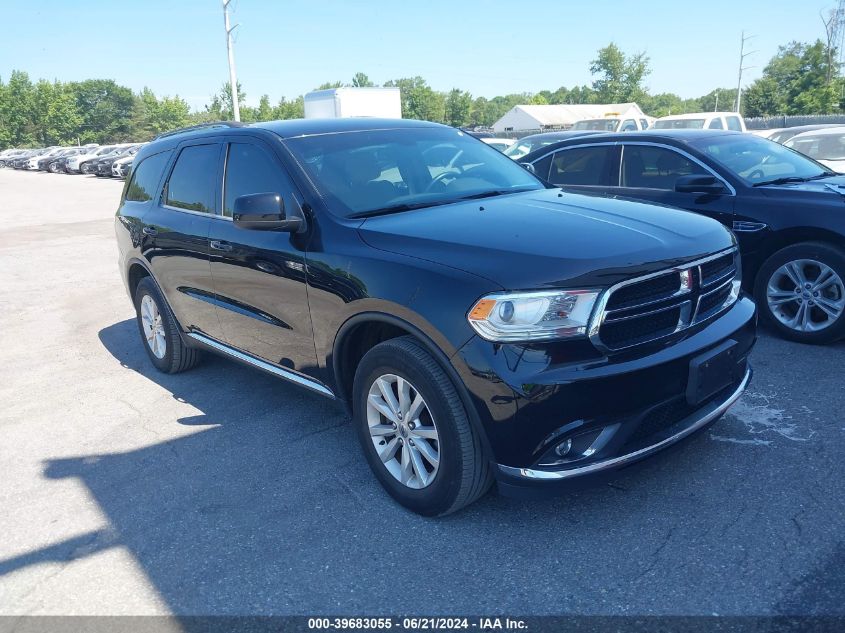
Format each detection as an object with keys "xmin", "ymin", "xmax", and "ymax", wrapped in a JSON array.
[{"xmin": 467, "ymin": 289, "xmax": 601, "ymax": 342}]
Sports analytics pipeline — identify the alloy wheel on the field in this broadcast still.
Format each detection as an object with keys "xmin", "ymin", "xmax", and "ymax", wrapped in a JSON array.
[
  {"xmin": 140, "ymin": 294, "xmax": 167, "ymax": 359},
  {"xmin": 366, "ymin": 373, "xmax": 440, "ymax": 489},
  {"xmin": 766, "ymin": 258, "xmax": 845, "ymax": 332}
]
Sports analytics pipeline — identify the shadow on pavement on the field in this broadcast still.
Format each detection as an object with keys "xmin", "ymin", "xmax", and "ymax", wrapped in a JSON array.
[{"xmin": 2, "ymin": 319, "xmax": 841, "ymax": 615}]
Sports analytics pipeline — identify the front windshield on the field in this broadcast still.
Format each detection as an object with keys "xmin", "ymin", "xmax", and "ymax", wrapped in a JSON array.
[
  {"xmin": 285, "ymin": 127, "xmax": 544, "ymax": 218},
  {"xmin": 785, "ymin": 132, "xmax": 845, "ymax": 161},
  {"xmin": 689, "ymin": 134, "xmax": 832, "ymax": 184},
  {"xmin": 653, "ymin": 119, "xmax": 706, "ymax": 129},
  {"xmin": 571, "ymin": 119, "xmax": 619, "ymax": 131},
  {"xmin": 505, "ymin": 138, "xmax": 542, "ymax": 159}
]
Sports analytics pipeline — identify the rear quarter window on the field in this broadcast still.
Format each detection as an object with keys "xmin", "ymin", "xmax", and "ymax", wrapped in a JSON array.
[{"xmin": 124, "ymin": 151, "xmax": 172, "ymax": 203}]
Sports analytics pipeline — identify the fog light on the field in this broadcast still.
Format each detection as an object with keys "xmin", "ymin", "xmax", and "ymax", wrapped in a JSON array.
[{"xmin": 555, "ymin": 438, "xmax": 572, "ymax": 457}]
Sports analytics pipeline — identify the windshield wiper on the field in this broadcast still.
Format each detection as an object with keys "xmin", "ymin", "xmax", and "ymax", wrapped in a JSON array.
[
  {"xmin": 455, "ymin": 187, "xmax": 539, "ymax": 201},
  {"xmin": 347, "ymin": 200, "xmax": 455, "ymax": 219},
  {"xmin": 348, "ymin": 188, "xmax": 539, "ymax": 218},
  {"xmin": 753, "ymin": 174, "xmax": 830, "ymax": 187}
]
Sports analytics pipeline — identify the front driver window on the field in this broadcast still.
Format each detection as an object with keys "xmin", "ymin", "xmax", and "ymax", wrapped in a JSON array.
[
  {"xmin": 621, "ymin": 145, "xmax": 708, "ymax": 190},
  {"xmin": 223, "ymin": 143, "xmax": 294, "ymax": 217}
]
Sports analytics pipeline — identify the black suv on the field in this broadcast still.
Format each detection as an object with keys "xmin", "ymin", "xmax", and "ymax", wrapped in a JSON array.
[{"xmin": 115, "ymin": 119, "xmax": 757, "ymax": 515}]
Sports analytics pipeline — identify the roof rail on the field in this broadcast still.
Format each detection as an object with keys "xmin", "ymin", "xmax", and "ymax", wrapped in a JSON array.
[{"xmin": 153, "ymin": 121, "xmax": 246, "ymax": 141}]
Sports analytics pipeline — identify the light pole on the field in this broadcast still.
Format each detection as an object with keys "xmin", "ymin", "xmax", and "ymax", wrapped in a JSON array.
[
  {"xmin": 223, "ymin": 0, "xmax": 240, "ymax": 122},
  {"xmin": 734, "ymin": 31, "xmax": 756, "ymax": 114}
]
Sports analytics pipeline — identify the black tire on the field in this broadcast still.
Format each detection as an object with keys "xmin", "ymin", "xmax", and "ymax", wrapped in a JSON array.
[
  {"xmin": 133, "ymin": 277, "xmax": 200, "ymax": 373},
  {"xmin": 353, "ymin": 336, "xmax": 493, "ymax": 516},
  {"xmin": 754, "ymin": 241, "xmax": 845, "ymax": 344}
]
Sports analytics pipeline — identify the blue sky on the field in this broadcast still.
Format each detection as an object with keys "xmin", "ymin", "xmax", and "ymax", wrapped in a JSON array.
[{"xmin": 1, "ymin": 0, "xmax": 834, "ymax": 110}]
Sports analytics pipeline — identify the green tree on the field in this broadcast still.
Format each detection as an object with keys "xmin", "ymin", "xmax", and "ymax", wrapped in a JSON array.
[
  {"xmin": 352, "ymin": 72, "xmax": 374, "ymax": 87},
  {"xmin": 383, "ymin": 77, "xmax": 445, "ymax": 122},
  {"xmin": 444, "ymin": 88, "xmax": 472, "ymax": 127},
  {"xmin": 743, "ymin": 40, "xmax": 839, "ymax": 116},
  {"xmin": 69, "ymin": 79, "xmax": 135, "ymax": 143},
  {"xmin": 131, "ymin": 87, "xmax": 189, "ymax": 139},
  {"xmin": 44, "ymin": 83, "xmax": 83, "ymax": 144},
  {"xmin": 215, "ymin": 81, "xmax": 247, "ymax": 120},
  {"xmin": 255, "ymin": 94, "xmax": 274, "ymax": 121},
  {"xmin": 316, "ymin": 81, "xmax": 344, "ymax": 90},
  {"xmin": 0, "ymin": 71, "xmax": 36, "ymax": 146},
  {"xmin": 696, "ymin": 88, "xmax": 737, "ymax": 113},
  {"xmin": 590, "ymin": 43, "xmax": 651, "ymax": 103},
  {"xmin": 273, "ymin": 96, "xmax": 304, "ymax": 119}
]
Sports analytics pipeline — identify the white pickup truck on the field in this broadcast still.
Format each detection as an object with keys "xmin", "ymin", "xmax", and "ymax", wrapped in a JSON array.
[{"xmin": 570, "ymin": 114, "xmax": 653, "ymax": 133}]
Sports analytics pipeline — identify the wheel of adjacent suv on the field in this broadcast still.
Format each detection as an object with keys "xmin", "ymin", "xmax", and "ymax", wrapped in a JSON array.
[
  {"xmin": 133, "ymin": 277, "xmax": 201, "ymax": 373},
  {"xmin": 353, "ymin": 336, "xmax": 493, "ymax": 516},
  {"xmin": 754, "ymin": 242, "xmax": 845, "ymax": 344}
]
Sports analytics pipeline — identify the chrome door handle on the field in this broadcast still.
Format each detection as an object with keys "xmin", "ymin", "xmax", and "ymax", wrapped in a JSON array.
[{"xmin": 209, "ymin": 240, "xmax": 233, "ymax": 252}]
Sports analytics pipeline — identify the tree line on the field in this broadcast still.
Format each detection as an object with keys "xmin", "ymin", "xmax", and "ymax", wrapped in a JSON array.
[{"xmin": 1, "ymin": 38, "xmax": 842, "ymax": 150}]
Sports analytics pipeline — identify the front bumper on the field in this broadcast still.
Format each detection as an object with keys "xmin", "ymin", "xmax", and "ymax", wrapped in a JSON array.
[
  {"xmin": 497, "ymin": 367, "xmax": 751, "ymax": 497},
  {"xmin": 451, "ymin": 296, "xmax": 757, "ymax": 496}
]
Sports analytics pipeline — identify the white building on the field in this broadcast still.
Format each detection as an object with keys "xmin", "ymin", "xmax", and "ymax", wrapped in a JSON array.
[{"xmin": 492, "ymin": 103, "xmax": 647, "ymax": 133}]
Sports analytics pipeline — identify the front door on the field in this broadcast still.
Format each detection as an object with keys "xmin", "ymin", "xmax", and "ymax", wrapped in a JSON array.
[
  {"xmin": 614, "ymin": 143, "xmax": 735, "ymax": 228},
  {"xmin": 206, "ymin": 138, "xmax": 316, "ymax": 373}
]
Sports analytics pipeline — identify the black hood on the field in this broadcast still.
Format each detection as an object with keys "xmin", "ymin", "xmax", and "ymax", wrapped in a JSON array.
[{"xmin": 357, "ymin": 189, "xmax": 734, "ymax": 290}]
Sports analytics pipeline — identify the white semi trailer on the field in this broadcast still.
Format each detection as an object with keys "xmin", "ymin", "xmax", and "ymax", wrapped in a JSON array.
[{"xmin": 304, "ymin": 87, "xmax": 402, "ymax": 119}]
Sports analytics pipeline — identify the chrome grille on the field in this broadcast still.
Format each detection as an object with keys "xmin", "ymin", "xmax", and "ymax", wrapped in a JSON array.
[{"xmin": 590, "ymin": 249, "xmax": 740, "ymax": 352}]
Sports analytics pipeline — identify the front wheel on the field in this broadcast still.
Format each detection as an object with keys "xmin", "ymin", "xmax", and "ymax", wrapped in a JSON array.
[
  {"xmin": 353, "ymin": 336, "xmax": 493, "ymax": 516},
  {"xmin": 754, "ymin": 242, "xmax": 845, "ymax": 344}
]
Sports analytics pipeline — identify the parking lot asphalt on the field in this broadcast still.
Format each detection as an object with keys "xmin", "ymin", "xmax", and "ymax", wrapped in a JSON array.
[{"xmin": 0, "ymin": 168, "xmax": 843, "ymax": 616}]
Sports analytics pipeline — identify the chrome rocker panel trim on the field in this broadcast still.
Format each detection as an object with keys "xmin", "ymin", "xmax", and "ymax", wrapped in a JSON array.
[
  {"xmin": 498, "ymin": 367, "xmax": 751, "ymax": 481},
  {"xmin": 186, "ymin": 332, "xmax": 336, "ymax": 399}
]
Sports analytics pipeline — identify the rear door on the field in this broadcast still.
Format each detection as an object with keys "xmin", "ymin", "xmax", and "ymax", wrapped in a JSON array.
[
  {"xmin": 614, "ymin": 143, "xmax": 735, "ymax": 227},
  {"xmin": 206, "ymin": 137, "xmax": 316, "ymax": 371},
  {"xmin": 140, "ymin": 141, "xmax": 225, "ymax": 338}
]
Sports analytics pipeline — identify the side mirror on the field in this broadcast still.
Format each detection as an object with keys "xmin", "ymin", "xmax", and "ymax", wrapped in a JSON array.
[
  {"xmin": 675, "ymin": 175, "xmax": 726, "ymax": 195},
  {"xmin": 233, "ymin": 193, "xmax": 302, "ymax": 231},
  {"xmin": 520, "ymin": 162, "xmax": 536, "ymax": 174}
]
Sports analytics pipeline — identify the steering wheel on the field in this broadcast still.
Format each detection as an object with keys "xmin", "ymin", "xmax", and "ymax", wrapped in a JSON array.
[
  {"xmin": 747, "ymin": 169, "xmax": 765, "ymax": 180},
  {"xmin": 425, "ymin": 169, "xmax": 460, "ymax": 192}
]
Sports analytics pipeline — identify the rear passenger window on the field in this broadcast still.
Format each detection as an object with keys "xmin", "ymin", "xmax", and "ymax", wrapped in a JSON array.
[
  {"xmin": 708, "ymin": 118, "xmax": 724, "ymax": 130},
  {"xmin": 124, "ymin": 151, "xmax": 171, "ymax": 202},
  {"xmin": 726, "ymin": 116, "xmax": 743, "ymax": 131},
  {"xmin": 165, "ymin": 144, "xmax": 220, "ymax": 214},
  {"xmin": 548, "ymin": 146, "xmax": 614, "ymax": 186},
  {"xmin": 621, "ymin": 145, "xmax": 708, "ymax": 189},
  {"xmin": 223, "ymin": 143, "xmax": 292, "ymax": 217}
]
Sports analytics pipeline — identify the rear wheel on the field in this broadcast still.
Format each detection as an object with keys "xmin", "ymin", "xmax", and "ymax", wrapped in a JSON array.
[
  {"xmin": 353, "ymin": 336, "xmax": 493, "ymax": 516},
  {"xmin": 755, "ymin": 242, "xmax": 845, "ymax": 344},
  {"xmin": 134, "ymin": 277, "xmax": 200, "ymax": 373}
]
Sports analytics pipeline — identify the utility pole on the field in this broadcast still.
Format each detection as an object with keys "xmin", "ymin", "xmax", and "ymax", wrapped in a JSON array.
[
  {"xmin": 222, "ymin": 0, "xmax": 240, "ymax": 122},
  {"xmin": 714, "ymin": 90, "xmax": 719, "ymax": 112},
  {"xmin": 734, "ymin": 31, "xmax": 756, "ymax": 114}
]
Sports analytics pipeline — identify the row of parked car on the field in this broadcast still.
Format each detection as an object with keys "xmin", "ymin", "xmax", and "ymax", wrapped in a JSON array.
[
  {"xmin": 480, "ymin": 116, "xmax": 845, "ymax": 166},
  {"xmin": 0, "ymin": 142, "xmax": 146, "ymax": 178}
]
